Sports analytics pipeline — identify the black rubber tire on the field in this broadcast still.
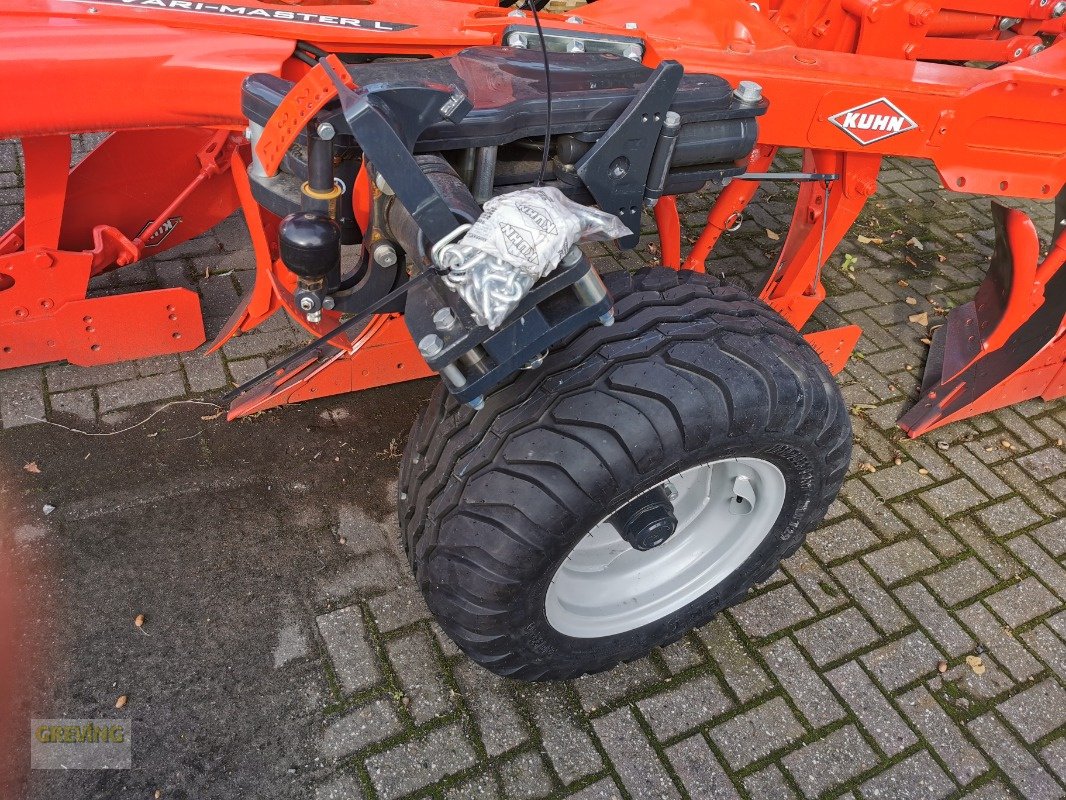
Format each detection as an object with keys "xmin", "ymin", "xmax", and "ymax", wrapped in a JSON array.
[{"xmin": 398, "ymin": 267, "xmax": 851, "ymax": 680}]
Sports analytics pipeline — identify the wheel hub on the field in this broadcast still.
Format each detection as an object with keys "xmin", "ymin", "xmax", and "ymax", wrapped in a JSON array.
[{"xmin": 610, "ymin": 486, "xmax": 678, "ymax": 551}]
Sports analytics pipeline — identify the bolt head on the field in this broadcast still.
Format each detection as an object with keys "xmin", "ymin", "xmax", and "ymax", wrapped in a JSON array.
[
  {"xmin": 1054, "ymin": 1, "xmax": 1066, "ymax": 16},
  {"xmin": 622, "ymin": 44, "xmax": 642, "ymax": 61},
  {"xmin": 566, "ymin": 15, "xmax": 583, "ymax": 23},
  {"xmin": 418, "ymin": 334, "xmax": 444, "ymax": 358},
  {"xmin": 733, "ymin": 80, "xmax": 763, "ymax": 103},
  {"xmin": 299, "ymin": 296, "xmax": 315, "ymax": 311},
  {"xmin": 316, "ymin": 122, "xmax": 336, "ymax": 141},
  {"xmin": 506, "ymin": 31, "xmax": 528, "ymax": 48},
  {"xmin": 373, "ymin": 242, "xmax": 398, "ymax": 268},
  {"xmin": 625, "ymin": 21, "xmax": 638, "ymax": 29},
  {"xmin": 507, "ymin": 8, "xmax": 524, "ymax": 16},
  {"xmin": 567, "ymin": 38, "xmax": 585, "ymax": 53},
  {"xmin": 433, "ymin": 307, "xmax": 457, "ymax": 331},
  {"xmin": 1012, "ymin": 47, "xmax": 1024, "ymax": 58}
]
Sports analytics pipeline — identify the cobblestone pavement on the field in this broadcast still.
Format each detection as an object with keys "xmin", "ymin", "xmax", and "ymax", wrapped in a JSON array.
[{"xmin": 2, "ymin": 136, "xmax": 1065, "ymax": 800}]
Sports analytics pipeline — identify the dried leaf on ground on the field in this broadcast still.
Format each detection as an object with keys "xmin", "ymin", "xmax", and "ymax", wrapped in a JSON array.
[
  {"xmin": 24, "ymin": 462, "xmax": 41, "ymax": 474},
  {"xmin": 766, "ymin": 228, "xmax": 780, "ymax": 241},
  {"xmin": 857, "ymin": 234, "xmax": 883, "ymax": 245},
  {"xmin": 965, "ymin": 655, "xmax": 986, "ymax": 676},
  {"xmin": 906, "ymin": 236, "xmax": 925, "ymax": 250},
  {"xmin": 134, "ymin": 614, "xmax": 145, "ymax": 628},
  {"xmin": 905, "ymin": 296, "xmax": 918, "ymax": 305},
  {"xmin": 909, "ymin": 311, "xmax": 929, "ymax": 326},
  {"xmin": 115, "ymin": 695, "xmax": 128, "ymax": 709}
]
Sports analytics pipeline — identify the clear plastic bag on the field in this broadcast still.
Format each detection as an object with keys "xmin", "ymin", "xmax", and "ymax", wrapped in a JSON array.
[{"xmin": 442, "ymin": 187, "xmax": 629, "ymax": 329}]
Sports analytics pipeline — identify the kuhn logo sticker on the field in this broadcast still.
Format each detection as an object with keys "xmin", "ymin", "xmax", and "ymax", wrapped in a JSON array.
[
  {"xmin": 137, "ymin": 217, "xmax": 181, "ymax": 247},
  {"xmin": 828, "ymin": 98, "xmax": 917, "ymax": 146},
  {"xmin": 60, "ymin": 0, "xmax": 415, "ymax": 31}
]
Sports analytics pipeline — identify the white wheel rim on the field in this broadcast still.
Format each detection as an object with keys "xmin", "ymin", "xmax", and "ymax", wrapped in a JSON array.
[{"xmin": 544, "ymin": 457, "xmax": 787, "ymax": 638}]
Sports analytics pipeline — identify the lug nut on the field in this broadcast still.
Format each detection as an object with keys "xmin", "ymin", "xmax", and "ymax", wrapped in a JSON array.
[
  {"xmin": 734, "ymin": 80, "xmax": 763, "ymax": 103},
  {"xmin": 373, "ymin": 242, "xmax": 398, "ymax": 268}
]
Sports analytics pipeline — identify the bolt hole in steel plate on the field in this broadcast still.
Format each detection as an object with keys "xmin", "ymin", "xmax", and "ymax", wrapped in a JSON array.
[{"xmin": 545, "ymin": 457, "xmax": 786, "ymax": 637}]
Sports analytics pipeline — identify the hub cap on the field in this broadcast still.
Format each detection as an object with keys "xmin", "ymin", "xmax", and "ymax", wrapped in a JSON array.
[{"xmin": 544, "ymin": 457, "xmax": 787, "ymax": 638}]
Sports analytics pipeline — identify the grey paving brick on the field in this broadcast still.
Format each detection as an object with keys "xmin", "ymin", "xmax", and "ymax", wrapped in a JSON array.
[
  {"xmin": 1021, "ymin": 625, "xmax": 1066, "ymax": 678},
  {"xmin": 997, "ymin": 679, "xmax": 1066, "ymax": 744},
  {"xmin": 978, "ymin": 496, "xmax": 1043, "ymax": 538},
  {"xmin": 782, "ymin": 725, "xmax": 879, "ymax": 798},
  {"xmin": 1006, "ymin": 536, "xmax": 1066, "ymax": 601},
  {"xmin": 1044, "ymin": 739, "xmax": 1066, "ymax": 786},
  {"xmin": 697, "ymin": 617, "xmax": 774, "ymax": 702},
  {"xmin": 796, "ymin": 607, "xmax": 880, "ymax": 667},
  {"xmin": 784, "ymin": 547, "xmax": 848, "ymax": 612},
  {"xmin": 181, "ymin": 350, "xmax": 228, "ymax": 393},
  {"xmin": 731, "ymin": 583, "xmax": 816, "ymax": 638},
  {"xmin": 743, "ymin": 764, "xmax": 797, "ymax": 800},
  {"xmin": 986, "ymin": 577, "xmax": 1059, "ymax": 629},
  {"xmin": 1031, "ymin": 518, "xmax": 1066, "ymax": 558},
  {"xmin": 807, "ymin": 517, "xmax": 881, "ymax": 563},
  {"xmin": 0, "ymin": 366, "xmax": 45, "ymax": 428},
  {"xmin": 1018, "ymin": 447, "xmax": 1066, "ymax": 481},
  {"xmin": 321, "ymin": 698, "xmax": 403, "ymax": 760},
  {"xmin": 862, "ymin": 631, "xmax": 943, "ymax": 692},
  {"xmin": 994, "ymin": 461, "xmax": 1065, "ymax": 517},
  {"xmin": 863, "ymin": 538, "xmax": 940, "ymax": 584},
  {"xmin": 44, "ymin": 361, "xmax": 138, "ymax": 392},
  {"xmin": 761, "ymin": 637, "xmax": 846, "ymax": 728},
  {"xmin": 365, "ymin": 723, "xmax": 477, "ymax": 800},
  {"xmin": 665, "ymin": 734, "xmax": 741, "ymax": 800},
  {"xmin": 445, "ymin": 771, "xmax": 499, "ymax": 800},
  {"xmin": 95, "ymin": 372, "xmax": 186, "ymax": 413},
  {"xmin": 455, "ymin": 661, "xmax": 528, "ymax": 757},
  {"xmin": 896, "ymin": 581, "xmax": 976, "ymax": 656},
  {"xmin": 315, "ymin": 772, "xmax": 364, "ymax": 800},
  {"xmin": 967, "ymin": 714, "xmax": 1063, "ymax": 800},
  {"xmin": 943, "ymin": 445, "xmax": 1011, "ymax": 498},
  {"xmin": 315, "ymin": 605, "xmax": 381, "ymax": 694},
  {"xmin": 832, "ymin": 561, "xmax": 910, "ymax": 634},
  {"xmin": 591, "ymin": 707, "xmax": 681, "ymax": 800},
  {"xmin": 859, "ymin": 750, "xmax": 954, "ymax": 800},
  {"xmin": 658, "ymin": 635, "xmax": 705, "ymax": 674},
  {"xmin": 893, "ymin": 498, "xmax": 964, "ymax": 559},
  {"xmin": 954, "ymin": 518, "xmax": 1023, "ymax": 580},
  {"xmin": 924, "ymin": 557, "xmax": 997, "ymax": 607},
  {"xmin": 499, "ymin": 752, "xmax": 552, "ymax": 800},
  {"xmin": 841, "ymin": 479, "xmax": 910, "ymax": 537},
  {"xmin": 385, "ymin": 630, "xmax": 452, "ymax": 724},
  {"xmin": 527, "ymin": 686, "xmax": 603, "ymax": 784},
  {"xmin": 708, "ymin": 697, "xmax": 805, "ymax": 770},
  {"xmin": 921, "ymin": 478, "xmax": 988, "ymax": 519},
  {"xmin": 575, "ymin": 658, "xmax": 662, "ymax": 711},
  {"xmin": 562, "ymin": 778, "xmax": 623, "ymax": 800},
  {"xmin": 827, "ymin": 661, "xmax": 917, "ymax": 756},
  {"xmin": 49, "ymin": 389, "xmax": 95, "ymax": 421},
  {"xmin": 898, "ymin": 686, "xmax": 987, "ymax": 785},
  {"xmin": 635, "ymin": 673, "xmax": 732, "ymax": 740},
  {"xmin": 864, "ymin": 463, "xmax": 934, "ymax": 500},
  {"xmin": 366, "ymin": 586, "xmax": 430, "ymax": 632}
]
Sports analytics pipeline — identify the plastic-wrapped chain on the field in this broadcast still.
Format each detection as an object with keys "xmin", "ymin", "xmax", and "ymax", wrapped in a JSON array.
[{"xmin": 437, "ymin": 187, "xmax": 628, "ymax": 329}]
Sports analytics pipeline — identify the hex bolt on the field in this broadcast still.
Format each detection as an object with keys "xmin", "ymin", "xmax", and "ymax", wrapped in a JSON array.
[
  {"xmin": 566, "ymin": 15, "xmax": 583, "ymax": 23},
  {"xmin": 734, "ymin": 80, "xmax": 763, "ymax": 103},
  {"xmin": 418, "ymin": 334, "xmax": 444, "ymax": 358},
  {"xmin": 999, "ymin": 16, "xmax": 1020, "ymax": 29},
  {"xmin": 506, "ymin": 31, "xmax": 528, "ymax": 48},
  {"xmin": 467, "ymin": 395, "xmax": 485, "ymax": 411},
  {"xmin": 373, "ymin": 242, "xmax": 398, "ymax": 267},
  {"xmin": 433, "ymin": 307, "xmax": 458, "ymax": 332},
  {"xmin": 567, "ymin": 38, "xmax": 585, "ymax": 53},
  {"xmin": 316, "ymin": 122, "xmax": 336, "ymax": 141},
  {"xmin": 299, "ymin": 296, "xmax": 315, "ymax": 311},
  {"xmin": 599, "ymin": 309, "xmax": 616, "ymax": 327},
  {"xmin": 663, "ymin": 482, "xmax": 679, "ymax": 501},
  {"xmin": 306, "ymin": 310, "xmax": 322, "ymax": 324},
  {"xmin": 322, "ymin": 296, "xmax": 336, "ymax": 310},
  {"xmin": 1054, "ymin": 1, "xmax": 1066, "ymax": 16},
  {"xmin": 625, "ymin": 21, "xmax": 638, "ymax": 29},
  {"xmin": 622, "ymin": 44, "xmax": 642, "ymax": 61},
  {"xmin": 1030, "ymin": 43, "xmax": 1046, "ymax": 55}
]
